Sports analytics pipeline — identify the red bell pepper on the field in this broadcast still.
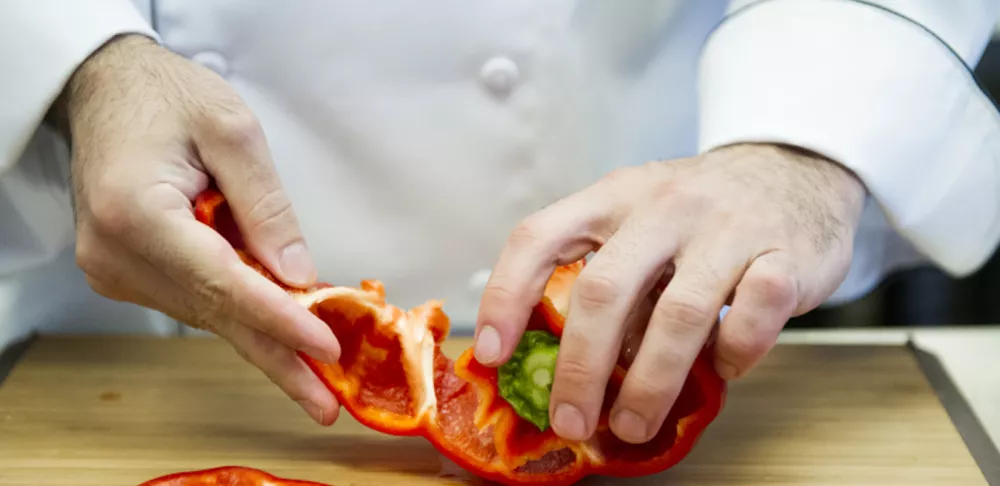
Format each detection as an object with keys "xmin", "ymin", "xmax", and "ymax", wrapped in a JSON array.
[
  {"xmin": 139, "ymin": 466, "xmax": 330, "ymax": 485},
  {"xmin": 178, "ymin": 188, "xmax": 726, "ymax": 486}
]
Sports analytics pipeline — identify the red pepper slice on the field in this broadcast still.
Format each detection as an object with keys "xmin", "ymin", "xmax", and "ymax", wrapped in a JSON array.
[
  {"xmin": 187, "ymin": 188, "xmax": 726, "ymax": 485},
  {"xmin": 139, "ymin": 466, "xmax": 331, "ymax": 485}
]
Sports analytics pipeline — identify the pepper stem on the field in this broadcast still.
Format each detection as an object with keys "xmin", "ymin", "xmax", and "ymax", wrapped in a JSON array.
[
  {"xmin": 497, "ymin": 330, "xmax": 560, "ymax": 431},
  {"xmin": 532, "ymin": 368, "xmax": 552, "ymax": 388}
]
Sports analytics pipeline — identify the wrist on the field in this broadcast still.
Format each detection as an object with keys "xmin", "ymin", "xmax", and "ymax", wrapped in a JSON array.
[
  {"xmin": 50, "ymin": 34, "xmax": 159, "ymax": 136},
  {"xmin": 710, "ymin": 142, "xmax": 867, "ymax": 223},
  {"xmin": 716, "ymin": 141, "xmax": 865, "ymax": 188}
]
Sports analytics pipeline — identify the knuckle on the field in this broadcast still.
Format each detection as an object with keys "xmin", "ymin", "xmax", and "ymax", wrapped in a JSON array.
[
  {"xmin": 74, "ymin": 236, "xmax": 101, "ymax": 278},
  {"xmin": 189, "ymin": 306, "xmax": 225, "ymax": 333},
  {"xmin": 721, "ymin": 325, "xmax": 773, "ymax": 362},
  {"xmin": 82, "ymin": 273, "xmax": 100, "ymax": 290},
  {"xmin": 230, "ymin": 339, "xmax": 256, "ymax": 363},
  {"xmin": 204, "ymin": 108, "xmax": 264, "ymax": 146},
  {"xmin": 245, "ymin": 188, "xmax": 295, "ymax": 234},
  {"xmin": 651, "ymin": 180, "xmax": 712, "ymax": 214},
  {"xmin": 711, "ymin": 208, "xmax": 739, "ymax": 231},
  {"xmin": 75, "ymin": 233, "xmax": 120, "ymax": 290},
  {"xmin": 75, "ymin": 234, "xmax": 135, "ymax": 304},
  {"xmin": 573, "ymin": 272, "xmax": 621, "ymax": 312},
  {"xmin": 749, "ymin": 267, "xmax": 798, "ymax": 310},
  {"xmin": 649, "ymin": 176, "xmax": 680, "ymax": 197},
  {"xmin": 481, "ymin": 278, "xmax": 520, "ymax": 307},
  {"xmin": 86, "ymin": 183, "xmax": 134, "ymax": 235},
  {"xmin": 83, "ymin": 275, "xmax": 115, "ymax": 299},
  {"xmin": 249, "ymin": 329, "xmax": 287, "ymax": 363},
  {"xmin": 506, "ymin": 217, "xmax": 545, "ymax": 251},
  {"xmin": 554, "ymin": 353, "xmax": 601, "ymax": 393},
  {"xmin": 598, "ymin": 167, "xmax": 634, "ymax": 188},
  {"xmin": 195, "ymin": 277, "xmax": 235, "ymax": 323},
  {"xmin": 653, "ymin": 296, "xmax": 715, "ymax": 335},
  {"xmin": 621, "ymin": 372, "xmax": 677, "ymax": 406},
  {"xmin": 83, "ymin": 273, "xmax": 133, "ymax": 305}
]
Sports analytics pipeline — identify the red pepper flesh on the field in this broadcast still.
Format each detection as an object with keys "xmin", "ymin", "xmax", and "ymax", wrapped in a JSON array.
[
  {"xmin": 188, "ymin": 188, "xmax": 726, "ymax": 485},
  {"xmin": 139, "ymin": 466, "xmax": 331, "ymax": 485}
]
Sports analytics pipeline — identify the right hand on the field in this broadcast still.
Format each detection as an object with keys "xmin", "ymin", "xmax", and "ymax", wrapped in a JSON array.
[{"xmin": 58, "ymin": 34, "xmax": 341, "ymax": 425}]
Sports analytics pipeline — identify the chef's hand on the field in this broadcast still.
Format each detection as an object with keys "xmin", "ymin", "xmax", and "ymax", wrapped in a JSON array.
[
  {"xmin": 475, "ymin": 143, "xmax": 865, "ymax": 444},
  {"xmin": 58, "ymin": 34, "xmax": 340, "ymax": 425}
]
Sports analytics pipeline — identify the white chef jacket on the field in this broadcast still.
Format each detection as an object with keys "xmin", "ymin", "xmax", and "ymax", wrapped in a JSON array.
[{"xmin": 2, "ymin": 0, "xmax": 1000, "ymax": 351}]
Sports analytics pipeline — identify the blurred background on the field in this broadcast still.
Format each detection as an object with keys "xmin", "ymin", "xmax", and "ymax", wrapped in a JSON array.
[{"xmin": 787, "ymin": 24, "xmax": 1000, "ymax": 329}]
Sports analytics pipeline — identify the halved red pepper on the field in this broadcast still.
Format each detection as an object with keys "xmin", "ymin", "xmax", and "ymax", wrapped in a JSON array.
[
  {"xmin": 182, "ymin": 188, "xmax": 726, "ymax": 486},
  {"xmin": 139, "ymin": 466, "xmax": 331, "ymax": 485}
]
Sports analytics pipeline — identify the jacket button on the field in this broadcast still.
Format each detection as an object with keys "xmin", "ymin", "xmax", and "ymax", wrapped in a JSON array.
[
  {"xmin": 480, "ymin": 57, "xmax": 519, "ymax": 98},
  {"xmin": 191, "ymin": 51, "xmax": 230, "ymax": 76}
]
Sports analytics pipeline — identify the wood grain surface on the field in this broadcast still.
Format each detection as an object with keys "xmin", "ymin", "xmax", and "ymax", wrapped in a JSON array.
[{"xmin": 0, "ymin": 336, "xmax": 986, "ymax": 486}]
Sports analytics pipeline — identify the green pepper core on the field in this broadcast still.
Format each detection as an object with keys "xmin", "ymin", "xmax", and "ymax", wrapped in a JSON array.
[{"xmin": 497, "ymin": 330, "xmax": 560, "ymax": 431}]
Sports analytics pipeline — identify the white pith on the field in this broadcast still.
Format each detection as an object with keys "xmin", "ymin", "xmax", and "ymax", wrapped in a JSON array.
[{"xmin": 295, "ymin": 286, "xmax": 439, "ymax": 421}]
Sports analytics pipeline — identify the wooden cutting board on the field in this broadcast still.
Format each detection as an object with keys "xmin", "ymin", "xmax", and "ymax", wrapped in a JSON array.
[{"xmin": 0, "ymin": 336, "xmax": 986, "ymax": 486}]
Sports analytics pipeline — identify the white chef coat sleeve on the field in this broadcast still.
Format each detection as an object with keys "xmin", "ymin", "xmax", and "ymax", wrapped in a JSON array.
[
  {"xmin": 0, "ymin": 1, "xmax": 159, "ymax": 177},
  {"xmin": 698, "ymin": 0, "xmax": 1000, "ymax": 277},
  {"xmin": 0, "ymin": 2, "xmax": 159, "ymax": 276}
]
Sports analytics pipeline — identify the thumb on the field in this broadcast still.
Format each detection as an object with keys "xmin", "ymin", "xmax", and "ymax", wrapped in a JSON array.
[{"xmin": 195, "ymin": 109, "xmax": 316, "ymax": 288}]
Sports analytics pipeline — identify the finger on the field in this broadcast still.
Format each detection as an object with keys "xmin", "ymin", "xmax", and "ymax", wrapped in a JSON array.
[
  {"xmin": 610, "ymin": 244, "xmax": 747, "ymax": 444},
  {"xmin": 714, "ymin": 252, "xmax": 798, "ymax": 380},
  {"xmin": 548, "ymin": 215, "xmax": 676, "ymax": 441},
  {"xmin": 221, "ymin": 321, "xmax": 340, "ymax": 426},
  {"xmin": 84, "ymin": 274, "xmax": 160, "ymax": 310},
  {"xmin": 182, "ymin": 218, "xmax": 341, "ymax": 362},
  {"xmin": 75, "ymin": 226, "xmax": 193, "ymax": 319},
  {"xmin": 135, "ymin": 201, "xmax": 341, "ymax": 363},
  {"xmin": 474, "ymin": 178, "xmax": 624, "ymax": 367},
  {"xmin": 194, "ymin": 108, "xmax": 316, "ymax": 288},
  {"xmin": 76, "ymin": 226, "xmax": 153, "ymax": 302},
  {"xmin": 82, "ymin": 206, "xmax": 342, "ymax": 421}
]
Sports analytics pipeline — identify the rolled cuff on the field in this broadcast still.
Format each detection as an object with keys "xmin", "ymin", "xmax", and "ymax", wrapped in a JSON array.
[{"xmin": 698, "ymin": 0, "xmax": 1000, "ymax": 276}]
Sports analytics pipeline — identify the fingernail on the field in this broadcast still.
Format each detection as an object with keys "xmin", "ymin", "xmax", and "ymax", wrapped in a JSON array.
[
  {"xmin": 279, "ymin": 242, "xmax": 317, "ymax": 287},
  {"xmin": 611, "ymin": 409, "xmax": 648, "ymax": 443},
  {"xmin": 475, "ymin": 325, "xmax": 501, "ymax": 364},
  {"xmin": 552, "ymin": 403, "xmax": 587, "ymax": 441},
  {"xmin": 716, "ymin": 359, "xmax": 739, "ymax": 380},
  {"xmin": 297, "ymin": 400, "xmax": 325, "ymax": 425},
  {"xmin": 302, "ymin": 345, "xmax": 339, "ymax": 364}
]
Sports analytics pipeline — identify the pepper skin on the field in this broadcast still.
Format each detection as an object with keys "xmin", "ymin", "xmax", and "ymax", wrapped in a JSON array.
[
  {"xmin": 188, "ymin": 188, "xmax": 726, "ymax": 485},
  {"xmin": 139, "ymin": 466, "xmax": 331, "ymax": 485}
]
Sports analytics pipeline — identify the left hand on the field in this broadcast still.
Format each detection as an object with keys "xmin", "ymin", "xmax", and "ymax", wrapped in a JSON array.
[{"xmin": 474, "ymin": 143, "xmax": 866, "ymax": 444}]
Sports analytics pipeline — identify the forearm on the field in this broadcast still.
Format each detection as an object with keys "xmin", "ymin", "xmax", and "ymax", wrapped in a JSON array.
[
  {"xmin": 49, "ymin": 34, "xmax": 162, "ymax": 143},
  {"xmin": 699, "ymin": 0, "xmax": 1000, "ymax": 275}
]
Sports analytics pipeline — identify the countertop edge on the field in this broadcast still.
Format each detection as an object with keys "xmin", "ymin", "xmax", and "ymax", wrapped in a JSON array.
[
  {"xmin": 0, "ymin": 333, "xmax": 35, "ymax": 388},
  {"xmin": 910, "ymin": 341, "xmax": 1000, "ymax": 486}
]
